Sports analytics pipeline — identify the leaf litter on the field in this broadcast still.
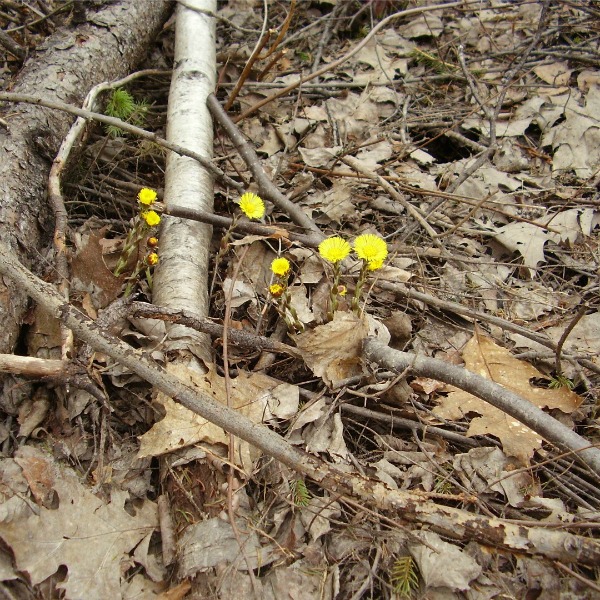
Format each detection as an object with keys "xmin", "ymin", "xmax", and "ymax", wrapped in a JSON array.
[{"xmin": 1, "ymin": 1, "xmax": 600, "ymax": 598}]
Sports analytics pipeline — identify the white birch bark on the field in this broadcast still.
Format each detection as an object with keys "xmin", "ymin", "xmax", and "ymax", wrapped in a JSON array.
[{"xmin": 152, "ymin": 0, "xmax": 217, "ymax": 365}]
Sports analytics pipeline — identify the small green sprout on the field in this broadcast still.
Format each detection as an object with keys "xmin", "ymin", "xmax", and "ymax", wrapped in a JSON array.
[
  {"xmin": 104, "ymin": 88, "xmax": 149, "ymax": 137},
  {"xmin": 548, "ymin": 374, "xmax": 575, "ymax": 390},
  {"xmin": 390, "ymin": 555, "xmax": 419, "ymax": 597},
  {"xmin": 290, "ymin": 479, "xmax": 310, "ymax": 507}
]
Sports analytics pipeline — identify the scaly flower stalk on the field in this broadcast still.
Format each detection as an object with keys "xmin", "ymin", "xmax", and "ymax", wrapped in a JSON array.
[
  {"xmin": 275, "ymin": 287, "xmax": 304, "ymax": 333},
  {"xmin": 114, "ymin": 188, "xmax": 161, "ymax": 277},
  {"xmin": 124, "ymin": 251, "xmax": 159, "ymax": 297},
  {"xmin": 318, "ymin": 236, "xmax": 351, "ymax": 320},
  {"xmin": 269, "ymin": 256, "xmax": 303, "ymax": 332},
  {"xmin": 351, "ymin": 233, "xmax": 388, "ymax": 315}
]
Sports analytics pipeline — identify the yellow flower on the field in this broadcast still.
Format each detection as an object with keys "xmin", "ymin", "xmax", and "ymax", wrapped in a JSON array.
[
  {"xmin": 146, "ymin": 252, "xmax": 159, "ymax": 266},
  {"xmin": 271, "ymin": 257, "xmax": 291, "ymax": 276},
  {"xmin": 269, "ymin": 283, "xmax": 285, "ymax": 297},
  {"xmin": 138, "ymin": 188, "xmax": 157, "ymax": 206},
  {"xmin": 143, "ymin": 210, "xmax": 161, "ymax": 227},
  {"xmin": 239, "ymin": 192, "xmax": 265, "ymax": 220},
  {"xmin": 318, "ymin": 236, "xmax": 351, "ymax": 263},
  {"xmin": 147, "ymin": 236, "xmax": 159, "ymax": 248},
  {"xmin": 354, "ymin": 234, "xmax": 388, "ymax": 267},
  {"xmin": 337, "ymin": 284, "xmax": 347, "ymax": 296}
]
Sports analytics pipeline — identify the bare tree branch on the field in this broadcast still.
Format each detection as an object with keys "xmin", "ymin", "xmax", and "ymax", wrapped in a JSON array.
[
  {"xmin": 1, "ymin": 240, "xmax": 599, "ymax": 566},
  {"xmin": 362, "ymin": 337, "xmax": 600, "ymax": 477}
]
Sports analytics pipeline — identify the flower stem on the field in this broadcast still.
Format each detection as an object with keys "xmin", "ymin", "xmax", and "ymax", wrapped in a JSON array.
[{"xmin": 352, "ymin": 261, "xmax": 369, "ymax": 315}]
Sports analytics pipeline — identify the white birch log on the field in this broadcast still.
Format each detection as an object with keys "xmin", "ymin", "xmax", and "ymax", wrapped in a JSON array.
[{"xmin": 152, "ymin": 0, "xmax": 217, "ymax": 365}]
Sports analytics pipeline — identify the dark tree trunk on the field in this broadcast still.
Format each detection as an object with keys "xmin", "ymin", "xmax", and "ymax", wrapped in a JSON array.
[{"xmin": 0, "ymin": 0, "xmax": 172, "ymax": 354}]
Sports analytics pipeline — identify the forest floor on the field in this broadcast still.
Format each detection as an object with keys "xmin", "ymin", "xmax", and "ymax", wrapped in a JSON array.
[{"xmin": 0, "ymin": 1, "xmax": 599, "ymax": 599}]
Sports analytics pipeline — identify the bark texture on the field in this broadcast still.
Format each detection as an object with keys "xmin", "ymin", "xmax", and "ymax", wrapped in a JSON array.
[
  {"xmin": 152, "ymin": 0, "xmax": 216, "ymax": 365},
  {"xmin": 0, "ymin": 0, "xmax": 171, "ymax": 355}
]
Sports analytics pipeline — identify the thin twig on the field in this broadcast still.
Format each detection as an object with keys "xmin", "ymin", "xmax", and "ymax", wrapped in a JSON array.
[
  {"xmin": 224, "ymin": 23, "xmax": 271, "ymax": 110},
  {"xmin": 157, "ymin": 495, "xmax": 176, "ymax": 567},
  {"xmin": 555, "ymin": 303, "xmax": 589, "ymax": 377},
  {"xmin": 207, "ymin": 94, "xmax": 323, "ymax": 241},
  {"xmin": 0, "ymin": 92, "xmax": 243, "ymax": 192},
  {"xmin": 341, "ymin": 155, "xmax": 442, "ymax": 248},
  {"xmin": 310, "ymin": 0, "xmax": 345, "ymax": 76},
  {"xmin": 340, "ymin": 403, "xmax": 479, "ymax": 448},
  {"xmin": 222, "ymin": 246, "xmax": 261, "ymax": 597},
  {"xmin": 259, "ymin": 0, "xmax": 295, "ymax": 60},
  {"xmin": 0, "ymin": 28, "xmax": 25, "ymax": 60},
  {"xmin": 163, "ymin": 204, "xmax": 317, "ymax": 247},
  {"xmin": 554, "ymin": 561, "xmax": 600, "ymax": 594},
  {"xmin": 130, "ymin": 301, "xmax": 302, "ymax": 358}
]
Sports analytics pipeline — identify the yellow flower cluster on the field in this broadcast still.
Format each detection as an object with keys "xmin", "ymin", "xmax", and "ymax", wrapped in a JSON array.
[
  {"xmin": 114, "ymin": 188, "xmax": 161, "ymax": 294},
  {"xmin": 269, "ymin": 283, "xmax": 285, "ymax": 297},
  {"xmin": 316, "ymin": 232, "xmax": 388, "ymax": 318},
  {"xmin": 143, "ymin": 210, "xmax": 161, "ymax": 227},
  {"xmin": 318, "ymin": 233, "xmax": 387, "ymax": 270},
  {"xmin": 318, "ymin": 236, "xmax": 351, "ymax": 264},
  {"xmin": 271, "ymin": 257, "xmax": 291, "ymax": 276},
  {"xmin": 354, "ymin": 234, "xmax": 388, "ymax": 270}
]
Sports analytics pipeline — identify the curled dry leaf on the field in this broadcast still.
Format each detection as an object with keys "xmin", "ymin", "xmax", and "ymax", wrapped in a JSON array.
[
  {"xmin": 293, "ymin": 312, "xmax": 370, "ymax": 388},
  {"xmin": 409, "ymin": 530, "xmax": 481, "ymax": 592},
  {"xmin": 0, "ymin": 447, "xmax": 157, "ymax": 600}
]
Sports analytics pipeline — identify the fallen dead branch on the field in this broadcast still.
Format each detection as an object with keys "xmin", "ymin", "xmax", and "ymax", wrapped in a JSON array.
[
  {"xmin": 0, "ymin": 355, "xmax": 65, "ymax": 379},
  {"xmin": 163, "ymin": 204, "xmax": 318, "ymax": 247},
  {"xmin": 1, "ymin": 240, "xmax": 599, "ymax": 566},
  {"xmin": 363, "ymin": 337, "xmax": 600, "ymax": 476}
]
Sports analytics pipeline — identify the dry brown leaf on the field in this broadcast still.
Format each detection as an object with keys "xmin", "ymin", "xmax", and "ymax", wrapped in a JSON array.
[
  {"xmin": 410, "ymin": 377, "xmax": 445, "ymax": 395},
  {"xmin": 138, "ymin": 364, "xmax": 295, "ymax": 474},
  {"xmin": 293, "ymin": 312, "xmax": 369, "ymax": 387},
  {"xmin": 0, "ymin": 447, "xmax": 157, "ymax": 600},
  {"xmin": 71, "ymin": 229, "xmax": 123, "ymax": 308},
  {"xmin": 408, "ymin": 530, "xmax": 481, "ymax": 592},
  {"xmin": 434, "ymin": 329, "xmax": 583, "ymax": 464}
]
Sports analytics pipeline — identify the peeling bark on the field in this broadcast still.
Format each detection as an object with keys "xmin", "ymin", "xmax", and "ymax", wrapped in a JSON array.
[
  {"xmin": 0, "ymin": 0, "xmax": 171, "ymax": 355},
  {"xmin": 152, "ymin": 0, "xmax": 216, "ymax": 365}
]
